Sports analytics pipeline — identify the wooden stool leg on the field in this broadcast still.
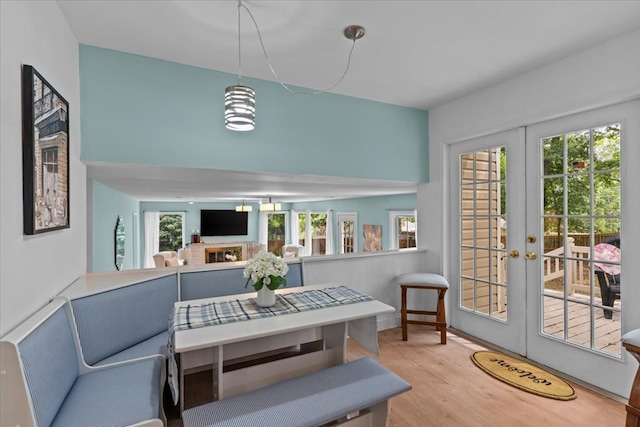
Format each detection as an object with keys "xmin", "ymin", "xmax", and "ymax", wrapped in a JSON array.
[
  {"xmin": 401, "ymin": 286, "xmax": 408, "ymax": 341},
  {"xmin": 437, "ymin": 289, "xmax": 447, "ymax": 344}
]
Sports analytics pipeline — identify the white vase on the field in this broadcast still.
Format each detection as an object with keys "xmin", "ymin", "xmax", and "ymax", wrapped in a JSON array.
[{"xmin": 256, "ymin": 286, "xmax": 276, "ymax": 307}]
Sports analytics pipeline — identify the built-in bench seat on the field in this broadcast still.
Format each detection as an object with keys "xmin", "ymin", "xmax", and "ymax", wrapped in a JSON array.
[
  {"xmin": 181, "ymin": 356, "xmax": 411, "ymax": 427},
  {"xmin": 0, "ymin": 297, "xmax": 165, "ymax": 427},
  {"xmin": 180, "ymin": 260, "xmax": 303, "ymax": 301},
  {"xmin": 0, "ymin": 259, "xmax": 307, "ymax": 425},
  {"xmin": 60, "ymin": 261, "xmax": 304, "ymax": 366},
  {"xmin": 66, "ymin": 274, "xmax": 179, "ymax": 366}
]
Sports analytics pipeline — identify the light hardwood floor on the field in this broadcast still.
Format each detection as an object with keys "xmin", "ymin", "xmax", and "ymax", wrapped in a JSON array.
[{"xmin": 167, "ymin": 327, "xmax": 627, "ymax": 427}]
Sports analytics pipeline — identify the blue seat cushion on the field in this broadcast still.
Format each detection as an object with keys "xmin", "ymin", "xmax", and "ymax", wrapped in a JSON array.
[
  {"xmin": 95, "ymin": 331, "xmax": 168, "ymax": 366},
  {"xmin": 51, "ymin": 357, "xmax": 164, "ymax": 427},
  {"xmin": 182, "ymin": 357, "xmax": 411, "ymax": 427}
]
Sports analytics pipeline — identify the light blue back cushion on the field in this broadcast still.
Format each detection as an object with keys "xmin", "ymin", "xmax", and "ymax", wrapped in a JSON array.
[
  {"xmin": 51, "ymin": 357, "xmax": 163, "ymax": 427},
  {"xmin": 71, "ymin": 275, "xmax": 178, "ymax": 365},
  {"xmin": 19, "ymin": 306, "xmax": 79, "ymax": 427},
  {"xmin": 180, "ymin": 263, "xmax": 303, "ymax": 301}
]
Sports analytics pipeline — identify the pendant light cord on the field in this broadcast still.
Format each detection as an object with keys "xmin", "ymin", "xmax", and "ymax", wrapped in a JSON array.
[
  {"xmin": 238, "ymin": 1, "xmax": 359, "ymax": 95},
  {"xmin": 236, "ymin": 0, "xmax": 243, "ymax": 85}
]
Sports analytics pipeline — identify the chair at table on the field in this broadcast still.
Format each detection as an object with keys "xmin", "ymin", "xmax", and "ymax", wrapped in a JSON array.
[{"xmin": 594, "ymin": 236, "xmax": 621, "ymax": 319}]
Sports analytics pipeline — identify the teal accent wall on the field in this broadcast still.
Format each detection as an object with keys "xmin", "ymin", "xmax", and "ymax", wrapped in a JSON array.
[
  {"xmin": 79, "ymin": 45, "xmax": 429, "ymax": 182},
  {"xmin": 92, "ymin": 181, "xmax": 140, "ymax": 272}
]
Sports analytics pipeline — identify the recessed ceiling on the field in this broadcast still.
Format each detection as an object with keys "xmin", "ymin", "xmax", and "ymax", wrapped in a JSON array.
[{"xmin": 60, "ymin": 1, "xmax": 640, "ymax": 202}]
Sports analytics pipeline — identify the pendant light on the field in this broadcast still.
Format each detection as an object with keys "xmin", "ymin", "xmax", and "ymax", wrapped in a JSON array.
[
  {"xmin": 225, "ymin": 1, "xmax": 255, "ymax": 131},
  {"xmin": 235, "ymin": 200, "xmax": 253, "ymax": 212},
  {"xmin": 224, "ymin": 0, "xmax": 365, "ymax": 132},
  {"xmin": 259, "ymin": 196, "xmax": 281, "ymax": 212}
]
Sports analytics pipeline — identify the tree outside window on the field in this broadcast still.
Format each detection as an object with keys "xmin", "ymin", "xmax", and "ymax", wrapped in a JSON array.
[
  {"xmin": 268, "ymin": 213, "xmax": 286, "ymax": 255},
  {"xmin": 159, "ymin": 213, "xmax": 183, "ymax": 252}
]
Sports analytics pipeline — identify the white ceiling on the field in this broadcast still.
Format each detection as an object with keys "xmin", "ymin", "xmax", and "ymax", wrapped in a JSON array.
[{"xmin": 58, "ymin": 0, "xmax": 640, "ymax": 202}]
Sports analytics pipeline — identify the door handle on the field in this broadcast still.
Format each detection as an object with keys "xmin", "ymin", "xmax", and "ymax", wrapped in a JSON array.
[
  {"xmin": 525, "ymin": 251, "xmax": 537, "ymax": 260},
  {"xmin": 509, "ymin": 250, "xmax": 520, "ymax": 258}
]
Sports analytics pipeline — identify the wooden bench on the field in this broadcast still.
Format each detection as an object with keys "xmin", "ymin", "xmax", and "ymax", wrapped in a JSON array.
[{"xmin": 181, "ymin": 356, "xmax": 411, "ymax": 427}]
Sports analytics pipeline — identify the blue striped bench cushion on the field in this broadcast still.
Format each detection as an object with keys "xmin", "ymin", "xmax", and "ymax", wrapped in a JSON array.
[{"xmin": 182, "ymin": 357, "xmax": 411, "ymax": 427}]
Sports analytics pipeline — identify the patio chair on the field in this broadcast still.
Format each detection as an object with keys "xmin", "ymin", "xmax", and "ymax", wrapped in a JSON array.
[{"xmin": 594, "ymin": 236, "xmax": 621, "ymax": 319}]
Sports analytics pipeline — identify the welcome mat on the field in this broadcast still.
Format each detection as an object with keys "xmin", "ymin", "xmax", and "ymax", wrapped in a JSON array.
[{"xmin": 471, "ymin": 351, "xmax": 576, "ymax": 401}]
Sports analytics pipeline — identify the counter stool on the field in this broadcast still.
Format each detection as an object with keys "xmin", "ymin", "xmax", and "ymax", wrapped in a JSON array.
[{"xmin": 398, "ymin": 273, "xmax": 449, "ymax": 344}]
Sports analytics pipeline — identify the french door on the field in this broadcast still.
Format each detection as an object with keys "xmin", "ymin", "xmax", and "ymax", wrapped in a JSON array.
[
  {"xmin": 449, "ymin": 128, "xmax": 527, "ymax": 354},
  {"xmin": 449, "ymin": 101, "xmax": 640, "ymax": 396},
  {"xmin": 524, "ymin": 101, "xmax": 639, "ymax": 397}
]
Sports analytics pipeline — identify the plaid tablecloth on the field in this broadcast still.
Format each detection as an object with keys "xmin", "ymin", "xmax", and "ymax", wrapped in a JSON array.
[{"xmin": 168, "ymin": 285, "xmax": 376, "ymax": 404}]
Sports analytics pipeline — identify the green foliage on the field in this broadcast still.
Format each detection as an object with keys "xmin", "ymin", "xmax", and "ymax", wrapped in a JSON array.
[
  {"xmin": 295, "ymin": 213, "xmax": 327, "ymax": 237},
  {"xmin": 267, "ymin": 213, "xmax": 285, "ymax": 239},
  {"xmin": 542, "ymin": 124, "xmax": 620, "ymax": 236},
  {"xmin": 247, "ymin": 275, "xmax": 287, "ymax": 291},
  {"xmin": 310, "ymin": 213, "xmax": 327, "ymax": 237},
  {"xmin": 159, "ymin": 214, "xmax": 183, "ymax": 251}
]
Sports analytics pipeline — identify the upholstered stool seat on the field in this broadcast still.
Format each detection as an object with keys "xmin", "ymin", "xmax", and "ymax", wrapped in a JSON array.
[{"xmin": 398, "ymin": 273, "xmax": 449, "ymax": 344}]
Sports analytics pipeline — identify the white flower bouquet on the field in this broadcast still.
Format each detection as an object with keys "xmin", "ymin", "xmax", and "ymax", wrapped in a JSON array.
[{"xmin": 243, "ymin": 251, "xmax": 289, "ymax": 291}]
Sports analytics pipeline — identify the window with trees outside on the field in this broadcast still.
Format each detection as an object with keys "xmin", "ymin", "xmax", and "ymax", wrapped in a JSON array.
[
  {"xmin": 267, "ymin": 212, "xmax": 286, "ymax": 256},
  {"xmin": 389, "ymin": 211, "xmax": 417, "ymax": 250},
  {"xmin": 295, "ymin": 212, "xmax": 329, "ymax": 255},
  {"xmin": 158, "ymin": 213, "xmax": 184, "ymax": 252}
]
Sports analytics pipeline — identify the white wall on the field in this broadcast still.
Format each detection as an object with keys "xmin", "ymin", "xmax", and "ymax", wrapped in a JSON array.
[
  {"xmin": 301, "ymin": 250, "xmax": 429, "ymax": 330},
  {"xmin": 421, "ymin": 29, "xmax": 640, "ymax": 278},
  {"xmin": 0, "ymin": 1, "xmax": 86, "ymax": 337}
]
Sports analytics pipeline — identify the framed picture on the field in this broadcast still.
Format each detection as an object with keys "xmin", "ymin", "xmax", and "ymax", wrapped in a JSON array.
[
  {"xmin": 22, "ymin": 65, "xmax": 70, "ymax": 235},
  {"xmin": 363, "ymin": 224, "xmax": 382, "ymax": 252}
]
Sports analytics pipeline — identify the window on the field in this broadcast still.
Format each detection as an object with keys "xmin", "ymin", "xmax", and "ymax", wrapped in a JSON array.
[
  {"xmin": 337, "ymin": 213, "xmax": 357, "ymax": 253},
  {"xmin": 389, "ymin": 210, "xmax": 417, "ymax": 250},
  {"xmin": 267, "ymin": 213, "xmax": 287, "ymax": 256},
  {"xmin": 293, "ymin": 211, "xmax": 333, "ymax": 256},
  {"xmin": 158, "ymin": 212, "xmax": 185, "ymax": 252}
]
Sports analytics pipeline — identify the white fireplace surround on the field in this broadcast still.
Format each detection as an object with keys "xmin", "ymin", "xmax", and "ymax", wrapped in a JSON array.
[{"xmin": 189, "ymin": 242, "xmax": 260, "ymax": 265}]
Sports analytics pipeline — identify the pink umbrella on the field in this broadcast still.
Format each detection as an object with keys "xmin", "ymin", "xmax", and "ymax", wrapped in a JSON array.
[{"xmin": 594, "ymin": 242, "xmax": 621, "ymax": 276}]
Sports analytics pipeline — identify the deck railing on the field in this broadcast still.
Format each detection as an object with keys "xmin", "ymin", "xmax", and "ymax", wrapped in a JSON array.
[{"xmin": 542, "ymin": 237, "xmax": 594, "ymax": 296}]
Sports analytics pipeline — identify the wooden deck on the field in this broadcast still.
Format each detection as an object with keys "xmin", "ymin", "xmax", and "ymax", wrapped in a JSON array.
[{"xmin": 543, "ymin": 290, "xmax": 622, "ymax": 356}]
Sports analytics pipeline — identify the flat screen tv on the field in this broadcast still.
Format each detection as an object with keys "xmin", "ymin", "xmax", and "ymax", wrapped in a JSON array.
[{"xmin": 200, "ymin": 210, "xmax": 248, "ymax": 236}]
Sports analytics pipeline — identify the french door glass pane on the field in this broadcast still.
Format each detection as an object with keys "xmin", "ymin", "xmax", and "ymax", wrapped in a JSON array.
[
  {"xmin": 458, "ymin": 146, "xmax": 507, "ymax": 321},
  {"xmin": 341, "ymin": 220, "xmax": 355, "ymax": 253},
  {"xmin": 539, "ymin": 123, "xmax": 621, "ymax": 357}
]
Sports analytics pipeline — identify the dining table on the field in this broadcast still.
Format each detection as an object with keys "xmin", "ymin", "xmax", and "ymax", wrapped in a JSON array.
[{"xmin": 169, "ymin": 283, "xmax": 395, "ymax": 413}]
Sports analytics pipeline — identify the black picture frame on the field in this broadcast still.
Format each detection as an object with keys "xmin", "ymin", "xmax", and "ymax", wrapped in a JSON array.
[{"xmin": 22, "ymin": 65, "xmax": 70, "ymax": 235}]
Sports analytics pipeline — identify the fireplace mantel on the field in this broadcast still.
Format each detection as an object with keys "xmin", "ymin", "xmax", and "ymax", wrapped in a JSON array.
[{"xmin": 189, "ymin": 242, "xmax": 257, "ymax": 265}]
